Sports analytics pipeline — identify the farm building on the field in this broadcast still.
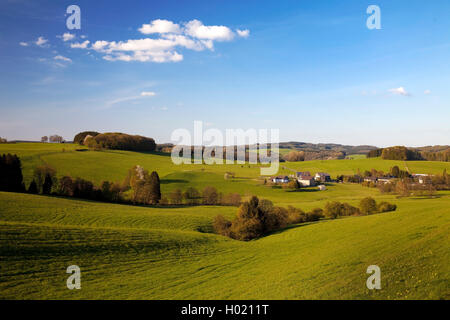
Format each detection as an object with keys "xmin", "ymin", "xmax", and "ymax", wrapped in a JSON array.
[
  {"xmin": 377, "ymin": 177, "xmax": 394, "ymax": 184},
  {"xmin": 297, "ymin": 175, "xmax": 316, "ymax": 187},
  {"xmin": 296, "ymin": 171, "xmax": 311, "ymax": 178},
  {"xmin": 272, "ymin": 175, "xmax": 290, "ymax": 183},
  {"xmin": 412, "ymin": 174, "xmax": 431, "ymax": 184},
  {"xmin": 315, "ymin": 172, "xmax": 331, "ymax": 182}
]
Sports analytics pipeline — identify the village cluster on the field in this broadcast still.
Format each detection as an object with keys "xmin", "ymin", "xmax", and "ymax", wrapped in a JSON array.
[
  {"xmin": 271, "ymin": 172, "xmax": 331, "ymax": 190},
  {"xmin": 271, "ymin": 171, "xmax": 433, "ymax": 190}
]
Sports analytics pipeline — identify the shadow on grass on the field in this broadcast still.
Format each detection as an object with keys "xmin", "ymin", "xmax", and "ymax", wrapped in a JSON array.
[
  {"xmin": 286, "ymin": 188, "xmax": 320, "ymax": 193},
  {"xmin": 266, "ymin": 220, "xmax": 322, "ymax": 236},
  {"xmin": 160, "ymin": 179, "xmax": 188, "ymax": 184}
]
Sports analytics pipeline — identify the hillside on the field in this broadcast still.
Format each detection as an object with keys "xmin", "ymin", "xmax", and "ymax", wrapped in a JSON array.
[
  {"xmin": 0, "ymin": 191, "xmax": 448, "ymax": 299},
  {"xmin": 0, "ymin": 142, "xmax": 449, "ymax": 299}
]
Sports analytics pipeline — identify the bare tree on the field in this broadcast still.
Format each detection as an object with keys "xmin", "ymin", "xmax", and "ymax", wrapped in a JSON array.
[{"xmin": 49, "ymin": 135, "xmax": 63, "ymax": 143}]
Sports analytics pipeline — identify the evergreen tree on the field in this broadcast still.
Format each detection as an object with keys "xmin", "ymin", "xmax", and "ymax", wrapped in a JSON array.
[
  {"xmin": 148, "ymin": 171, "xmax": 161, "ymax": 204},
  {"xmin": 28, "ymin": 180, "xmax": 38, "ymax": 194},
  {"xmin": 42, "ymin": 173, "xmax": 53, "ymax": 194},
  {"xmin": 0, "ymin": 153, "xmax": 24, "ymax": 192}
]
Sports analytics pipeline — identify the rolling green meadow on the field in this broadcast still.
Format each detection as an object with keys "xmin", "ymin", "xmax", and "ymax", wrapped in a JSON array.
[{"xmin": 0, "ymin": 143, "xmax": 449, "ymax": 299}]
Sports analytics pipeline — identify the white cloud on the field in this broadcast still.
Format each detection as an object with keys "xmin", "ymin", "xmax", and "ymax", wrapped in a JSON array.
[
  {"xmin": 19, "ymin": 42, "xmax": 29, "ymax": 47},
  {"xmin": 424, "ymin": 89, "xmax": 431, "ymax": 95},
  {"xmin": 185, "ymin": 19, "xmax": 234, "ymax": 41},
  {"xmin": 71, "ymin": 40, "xmax": 90, "ymax": 49},
  {"xmin": 35, "ymin": 36, "xmax": 48, "ymax": 47},
  {"xmin": 236, "ymin": 29, "xmax": 250, "ymax": 38},
  {"xmin": 73, "ymin": 18, "xmax": 248, "ymax": 63},
  {"xmin": 141, "ymin": 91, "xmax": 156, "ymax": 97},
  {"xmin": 59, "ymin": 33, "xmax": 75, "ymax": 42},
  {"xmin": 104, "ymin": 50, "xmax": 183, "ymax": 63},
  {"xmin": 91, "ymin": 40, "xmax": 109, "ymax": 51},
  {"xmin": 139, "ymin": 19, "xmax": 181, "ymax": 34},
  {"xmin": 388, "ymin": 87, "xmax": 410, "ymax": 96},
  {"xmin": 54, "ymin": 55, "xmax": 72, "ymax": 63}
]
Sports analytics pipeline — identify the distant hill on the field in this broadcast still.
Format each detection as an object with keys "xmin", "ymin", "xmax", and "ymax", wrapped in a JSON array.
[{"xmin": 278, "ymin": 142, "xmax": 378, "ymax": 155}]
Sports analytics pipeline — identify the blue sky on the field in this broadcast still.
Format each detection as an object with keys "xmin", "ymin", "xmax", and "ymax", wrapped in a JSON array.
[{"xmin": 0, "ymin": 0, "xmax": 449, "ymax": 147}]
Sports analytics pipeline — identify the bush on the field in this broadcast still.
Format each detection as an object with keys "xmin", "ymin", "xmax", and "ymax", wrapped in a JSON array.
[
  {"xmin": 213, "ymin": 215, "xmax": 232, "ymax": 237},
  {"xmin": 306, "ymin": 208, "xmax": 324, "ymax": 221},
  {"xmin": 202, "ymin": 186, "xmax": 219, "ymax": 205},
  {"xmin": 324, "ymin": 201, "xmax": 359, "ymax": 218},
  {"xmin": 377, "ymin": 201, "xmax": 397, "ymax": 213},
  {"xmin": 221, "ymin": 193, "xmax": 241, "ymax": 206},
  {"xmin": 73, "ymin": 178, "xmax": 94, "ymax": 199},
  {"xmin": 169, "ymin": 189, "xmax": 183, "ymax": 205},
  {"xmin": 359, "ymin": 197, "xmax": 378, "ymax": 215},
  {"xmin": 33, "ymin": 164, "xmax": 56, "ymax": 194},
  {"xmin": 183, "ymin": 187, "xmax": 201, "ymax": 205},
  {"xmin": 286, "ymin": 206, "xmax": 305, "ymax": 224},
  {"xmin": 27, "ymin": 180, "xmax": 38, "ymax": 194},
  {"xmin": 341, "ymin": 203, "xmax": 361, "ymax": 216},
  {"xmin": 324, "ymin": 201, "xmax": 343, "ymax": 219},
  {"xmin": 215, "ymin": 196, "xmax": 301, "ymax": 241}
]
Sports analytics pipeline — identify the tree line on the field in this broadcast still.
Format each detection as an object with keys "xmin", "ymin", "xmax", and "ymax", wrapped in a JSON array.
[
  {"xmin": 0, "ymin": 154, "xmax": 242, "ymax": 208},
  {"xmin": 213, "ymin": 196, "xmax": 396, "ymax": 241},
  {"xmin": 73, "ymin": 131, "xmax": 156, "ymax": 152},
  {"xmin": 368, "ymin": 146, "xmax": 449, "ymax": 162}
]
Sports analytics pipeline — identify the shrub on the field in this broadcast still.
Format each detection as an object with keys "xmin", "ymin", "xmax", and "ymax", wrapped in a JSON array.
[
  {"xmin": 377, "ymin": 201, "xmax": 397, "ymax": 213},
  {"xmin": 359, "ymin": 197, "xmax": 378, "ymax": 215},
  {"xmin": 221, "ymin": 193, "xmax": 241, "ymax": 206},
  {"xmin": 27, "ymin": 180, "xmax": 38, "ymax": 194},
  {"xmin": 58, "ymin": 176, "xmax": 74, "ymax": 196},
  {"xmin": 202, "ymin": 186, "xmax": 219, "ymax": 205},
  {"xmin": 33, "ymin": 164, "xmax": 56, "ymax": 194},
  {"xmin": 324, "ymin": 201, "xmax": 343, "ymax": 219},
  {"xmin": 215, "ymin": 196, "xmax": 299, "ymax": 241},
  {"xmin": 183, "ymin": 187, "xmax": 201, "ymax": 205},
  {"xmin": 169, "ymin": 189, "xmax": 183, "ymax": 205},
  {"xmin": 341, "ymin": 203, "xmax": 361, "ymax": 216},
  {"xmin": 306, "ymin": 208, "xmax": 324, "ymax": 221},
  {"xmin": 73, "ymin": 178, "xmax": 94, "ymax": 199},
  {"xmin": 159, "ymin": 196, "xmax": 169, "ymax": 205}
]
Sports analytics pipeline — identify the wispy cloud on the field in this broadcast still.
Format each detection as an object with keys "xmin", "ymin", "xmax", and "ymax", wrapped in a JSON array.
[
  {"xmin": 71, "ymin": 40, "xmax": 90, "ymax": 49},
  {"xmin": 19, "ymin": 42, "xmax": 29, "ymax": 47},
  {"xmin": 105, "ymin": 90, "xmax": 157, "ymax": 108},
  {"xmin": 236, "ymin": 29, "xmax": 250, "ymax": 38},
  {"xmin": 35, "ymin": 36, "xmax": 48, "ymax": 47},
  {"xmin": 141, "ymin": 91, "xmax": 156, "ymax": 97},
  {"xmin": 58, "ymin": 33, "xmax": 75, "ymax": 42},
  {"xmin": 388, "ymin": 87, "xmax": 410, "ymax": 96},
  {"xmin": 54, "ymin": 55, "xmax": 72, "ymax": 63}
]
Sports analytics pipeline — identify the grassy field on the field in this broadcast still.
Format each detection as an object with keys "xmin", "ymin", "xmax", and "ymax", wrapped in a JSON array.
[
  {"xmin": 0, "ymin": 143, "xmax": 449, "ymax": 299},
  {"xmin": 1, "ymin": 192, "xmax": 448, "ymax": 299}
]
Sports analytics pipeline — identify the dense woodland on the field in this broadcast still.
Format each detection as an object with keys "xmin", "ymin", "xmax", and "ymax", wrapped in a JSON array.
[
  {"xmin": 74, "ymin": 131, "xmax": 156, "ymax": 152},
  {"xmin": 368, "ymin": 146, "xmax": 450, "ymax": 162}
]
